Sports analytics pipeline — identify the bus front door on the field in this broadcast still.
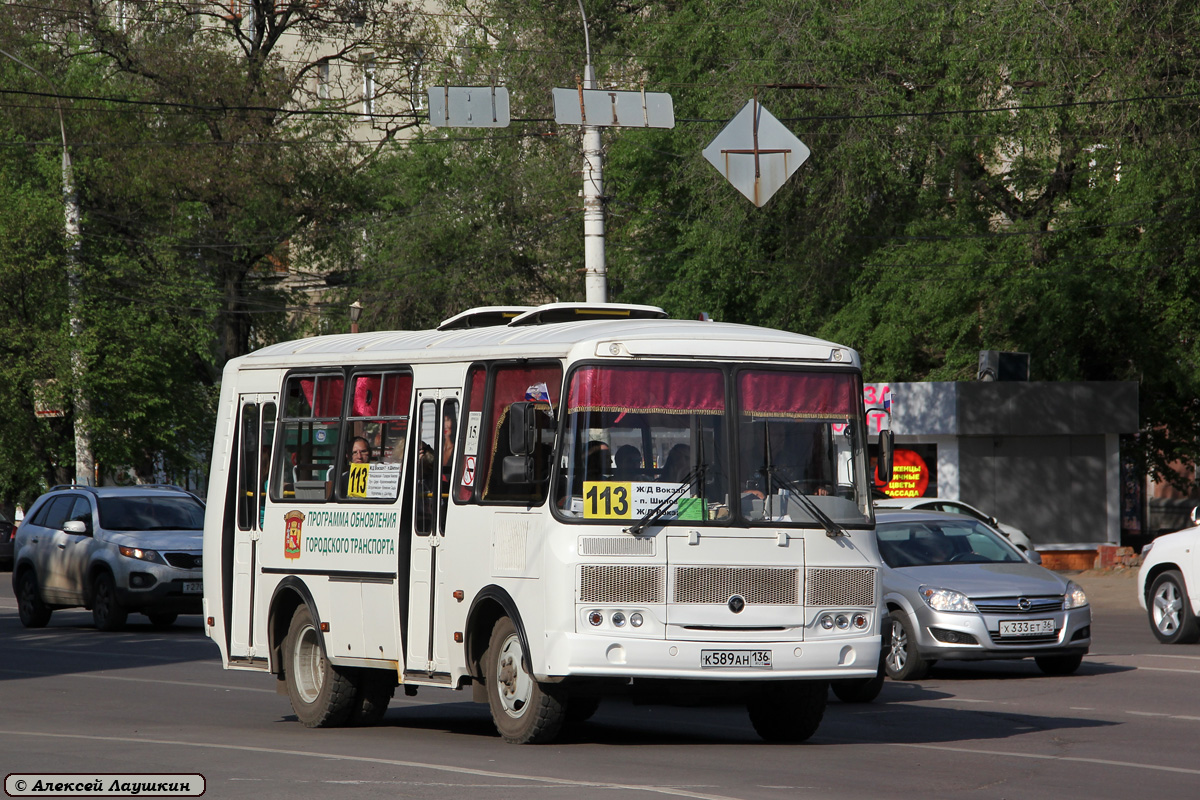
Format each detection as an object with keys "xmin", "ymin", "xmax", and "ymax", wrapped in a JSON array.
[
  {"xmin": 229, "ymin": 394, "xmax": 277, "ymax": 661},
  {"xmin": 405, "ymin": 390, "xmax": 460, "ymax": 676}
]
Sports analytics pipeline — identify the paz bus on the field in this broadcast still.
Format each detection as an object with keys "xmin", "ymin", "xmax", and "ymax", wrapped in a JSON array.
[{"xmin": 202, "ymin": 302, "xmax": 894, "ymax": 743}]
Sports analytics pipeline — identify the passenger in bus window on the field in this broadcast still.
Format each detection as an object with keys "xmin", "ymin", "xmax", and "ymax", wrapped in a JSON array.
[
  {"xmin": 585, "ymin": 441, "xmax": 611, "ymax": 480},
  {"xmin": 614, "ymin": 445, "xmax": 642, "ymax": 480},
  {"xmin": 441, "ymin": 410, "xmax": 456, "ymax": 495},
  {"xmin": 338, "ymin": 437, "xmax": 372, "ymax": 496},
  {"xmin": 660, "ymin": 444, "xmax": 690, "ymax": 483}
]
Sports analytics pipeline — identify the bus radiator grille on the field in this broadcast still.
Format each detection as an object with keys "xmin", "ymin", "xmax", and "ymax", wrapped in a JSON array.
[
  {"xmin": 805, "ymin": 568, "xmax": 876, "ymax": 607},
  {"xmin": 672, "ymin": 567, "xmax": 799, "ymax": 605},
  {"xmin": 579, "ymin": 565, "xmax": 666, "ymax": 604}
]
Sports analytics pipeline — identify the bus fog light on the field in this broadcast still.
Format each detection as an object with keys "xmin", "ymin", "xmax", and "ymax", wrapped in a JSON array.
[
  {"xmin": 630, "ymin": 613, "xmax": 643, "ymax": 628},
  {"xmin": 852, "ymin": 613, "xmax": 869, "ymax": 629},
  {"xmin": 612, "ymin": 612, "xmax": 626, "ymax": 627},
  {"xmin": 820, "ymin": 614, "xmax": 835, "ymax": 630},
  {"xmin": 835, "ymin": 614, "xmax": 850, "ymax": 629},
  {"xmin": 588, "ymin": 611, "xmax": 603, "ymax": 626}
]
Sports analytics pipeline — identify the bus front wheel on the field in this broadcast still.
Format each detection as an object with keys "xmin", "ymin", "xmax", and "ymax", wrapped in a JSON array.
[
  {"xmin": 484, "ymin": 616, "xmax": 566, "ymax": 744},
  {"xmin": 284, "ymin": 605, "xmax": 355, "ymax": 727},
  {"xmin": 747, "ymin": 680, "xmax": 828, "ymax": 743}
]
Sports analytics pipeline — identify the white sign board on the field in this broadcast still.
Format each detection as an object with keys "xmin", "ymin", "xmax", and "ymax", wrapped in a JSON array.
[
  {"xmin": 364, "ymin": 462, "xmax": 403, "ymax": 499},
  {"xmin": 428, "ymin": 86, "xmax": 511, "ymax": 128},
  {"xmin": 702, "ymin": 100, "xmax": 810, "ymax": 207},
  {"xmin": 552, "ymin": 88, "xmax": 675, "ymax": 128}
]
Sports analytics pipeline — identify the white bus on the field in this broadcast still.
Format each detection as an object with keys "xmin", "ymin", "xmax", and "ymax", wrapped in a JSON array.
[{"xmin": 202, "ymin": 303, "xmax": 894, "ymax": 743}]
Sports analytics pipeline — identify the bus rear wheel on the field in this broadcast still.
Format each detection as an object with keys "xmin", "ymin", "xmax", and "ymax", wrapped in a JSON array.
[
  {"xmin": 284, "ymin": 605, "xmax": 355, "ymax": 727},
  {"xmin": 747, "ymin": 680, "xmax": 828, "ymax": 743},
  {"xmin": 484, "ymin": 616, "xmax": 566, "ymax": 744}
]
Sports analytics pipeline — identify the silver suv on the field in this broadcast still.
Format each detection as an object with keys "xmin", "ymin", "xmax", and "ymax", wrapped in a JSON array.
[{"xmin": 12, "ymin": 485, "xmax": 205, "ymax": 631}]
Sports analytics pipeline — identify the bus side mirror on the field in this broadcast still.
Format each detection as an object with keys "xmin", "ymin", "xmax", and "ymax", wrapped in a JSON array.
[
  {"xmin": 508, "ymin": 402, "xmax": 536, "ymax": 456},
  {"xmin": 501, "ymin": 455, "xmax": 535, "ymax": 484},
  {"xmin": 877, "ymin": 429, "xmax": 894, "ymax": 483}
]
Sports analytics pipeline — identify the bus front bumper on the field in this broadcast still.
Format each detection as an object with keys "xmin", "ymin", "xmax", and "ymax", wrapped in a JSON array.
[{"xmin": 539, "ymin": 632, "xmax": 882, "ymax": 682}]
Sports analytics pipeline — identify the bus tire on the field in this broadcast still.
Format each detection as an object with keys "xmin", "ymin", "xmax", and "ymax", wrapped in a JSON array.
[
  {"xmin": 747, "ymin": 680, "xmax": 828, "ymax": 743},
  {"xmin": 284, "ymin": 605, "xmax": 355, "ymax": 728},
  {"xmin": 349, "ymin": 669, "xmax": 395, "ymax": 726},
  {"xmin": 484, "ymin": 616, "xmax": 566, "ymax": 744}
]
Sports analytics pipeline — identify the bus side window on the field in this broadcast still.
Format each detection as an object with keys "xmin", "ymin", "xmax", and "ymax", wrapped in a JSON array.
[
  {"xmin": 472, "ymin": 362, "xmax": 562, "ymax": 505},
  {"xmin": 272, "ymin": 374, "xmax": 342, "ymax": 503}
]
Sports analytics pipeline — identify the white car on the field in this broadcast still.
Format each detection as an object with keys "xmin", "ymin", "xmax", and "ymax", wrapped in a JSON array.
[
  {"xmin": 875, "ymin": 497, "xmax": 1039, "ymax": 560},
  {"xmin": 1138, "ymin": 520, "xmax": 1200, "ymax": 644}
]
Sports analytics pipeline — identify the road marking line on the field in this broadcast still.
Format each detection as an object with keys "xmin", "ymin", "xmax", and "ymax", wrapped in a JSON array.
[
  {"xmin": 0, "ymin": 667, "xmax": 276, "ymax": 693},
  {"xmin": 0, "ymin": 730, "xmax": 744, "ymax": 800},
  {"xmin": 886, "ymin": 742, "xmax": 1200, "ymax": 775}
]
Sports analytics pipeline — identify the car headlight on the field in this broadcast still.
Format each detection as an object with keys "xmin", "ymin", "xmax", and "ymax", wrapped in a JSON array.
[
  {"xmin": 119, "ymin": 545, "xmax": 166, "ymax": 565},
  {"xmin": 1141, "ymin": 541, "xmax": 1153, "ymax": 558},
  {"xmin": 1063, "ymin": 580, "xmax": 1088, "ymax": 610},
  {"xmin": 918, "ymin": 585, "xmax": 978, "ymax": 613}
]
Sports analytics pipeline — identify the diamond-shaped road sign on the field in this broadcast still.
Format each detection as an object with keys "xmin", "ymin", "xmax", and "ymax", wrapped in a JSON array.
[{"xmin": 702, "ymin": 100, "xmax": 810, "ymax": 207}]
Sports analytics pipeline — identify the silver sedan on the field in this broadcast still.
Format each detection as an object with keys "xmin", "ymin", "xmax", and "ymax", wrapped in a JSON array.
[{"xmin": 876, "ymin": 510, "xmax": 1091, "ymax": 680}]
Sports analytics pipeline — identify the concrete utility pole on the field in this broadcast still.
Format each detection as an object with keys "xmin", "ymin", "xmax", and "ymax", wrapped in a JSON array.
[
  {"xmin": 578, "ymin": 1, "xmax": 607, "ymax": 304},
  {"xmin": 0, "ymin": 48, "xmax": 93, "ymax": 485}
]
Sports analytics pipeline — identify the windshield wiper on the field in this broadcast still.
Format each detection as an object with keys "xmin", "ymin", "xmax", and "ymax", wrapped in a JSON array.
[
  {"xmin": 760, "ymin": 466, "xmax": 846, "ymax": 539},
  {"xmin": 624, "ymin": 465, "xmax": 706, "ymax": 536}
]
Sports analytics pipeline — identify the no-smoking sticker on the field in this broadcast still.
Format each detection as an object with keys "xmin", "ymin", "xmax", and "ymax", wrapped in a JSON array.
[{"xmin": 462, "ymin": 455, "xmax": 477, "ymax": 487}]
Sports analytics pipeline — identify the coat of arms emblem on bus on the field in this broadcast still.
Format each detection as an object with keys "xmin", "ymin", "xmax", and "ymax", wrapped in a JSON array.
[{"xmin": 283, "ymin": 510, "xmax": 304, "ymax": 560}]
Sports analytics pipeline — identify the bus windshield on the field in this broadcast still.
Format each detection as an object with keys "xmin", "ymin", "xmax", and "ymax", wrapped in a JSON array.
[{"xmin": 554, "ymin": 365, "xmax": 873, "ymax": 527}]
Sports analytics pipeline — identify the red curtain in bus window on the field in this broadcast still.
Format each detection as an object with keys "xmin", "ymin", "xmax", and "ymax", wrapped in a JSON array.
[
  {"xmin": 567, "ymin": 366, "xmax": 724, "ymax": 414},
  {"xmin": 299, "ymin": 376, "xmax": 345, "ymax": 418},
  {"xmin": 352, "ymin": 374, "xmax": 381, "ymax": 416},
  {"xmin": 738, "ymin": 370, "xmax": 858, "ymax": 419},
  {"xmin": 380, "ymin": 373, "xmax": 412, "ymax": 417}
]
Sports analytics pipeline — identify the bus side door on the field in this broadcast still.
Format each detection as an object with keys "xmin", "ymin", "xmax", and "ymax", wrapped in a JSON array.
[
  {"xmin": 230, "ymin": 394, "xmax": 277, "ymax": 660},
  {"xmin": 405, "ymin": 389, "xmax": 459, "ymax": 675}
]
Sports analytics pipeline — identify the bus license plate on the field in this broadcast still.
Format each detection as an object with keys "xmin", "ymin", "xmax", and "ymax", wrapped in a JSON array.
[
  {"xmin": 700, "ymin": 650, "xmax": 772, "ymax": 669},
  {"xmin": 183, "ymin": 582, "xmax": 203, "ymax": 594},
  {"xmin": 999, "ymin": 619, "xmax": 1054, "ymax": 637}
]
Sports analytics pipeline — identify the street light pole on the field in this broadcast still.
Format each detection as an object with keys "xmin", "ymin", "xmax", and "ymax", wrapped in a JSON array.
[
  {"xmin": 349, "ymin": 300, "xmax": 363, "ymax": 334},
  {"xmin": 577, "ymin": 0, "xmax": 607, "ymax": 304},
  {"xmin": 0, "ymin": 48, "xmax": 93, "ymax": 486}
]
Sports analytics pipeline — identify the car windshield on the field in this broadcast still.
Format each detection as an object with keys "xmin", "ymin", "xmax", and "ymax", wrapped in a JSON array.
[
  {"xmin": 553, "ymin": 364, "xmax": 874, "ymax": 527},
  {"xmin": 97, "ymin": 496, "xmax": 205, "ymax": 531},
  {"xmin": 876, "ymin": 518, "xmax": 1024, "ymax": 567}
]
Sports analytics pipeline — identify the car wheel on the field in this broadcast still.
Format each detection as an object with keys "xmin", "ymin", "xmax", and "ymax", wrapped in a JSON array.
[
  {"xmin": 884, "ymin": 610, "xmax": 930, "ymax": 681},
  {"xmin": 484, "ymin": 616, "xmax": 566, "ymax": 744},
  {"xmin": 91, "ymin": 572, "xmax": 128, "ymax": 632},
  {"xmin": 747, "ymin": 680, "xmax": 828, "ymax": 742},
  {"xmin": 1148, "ymin": 570, "xmax": 1200, "ymax": 644},
  {"xmin": 16, "ymin": 569, "xmax": 52, "ymax": 628},
  {"xmin": 147, "ymin": 612, "xmax": 178, "ymax": 628},
  {"xmin": 284, "ymin": 605, "xmax": 355, "ymax": 727},
  {"xmin": 1035, "ymin": 653, "xmax": 1084, "ymax": 675}
]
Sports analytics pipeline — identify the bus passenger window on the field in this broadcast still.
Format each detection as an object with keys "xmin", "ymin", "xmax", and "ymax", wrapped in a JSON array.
[
  {"xmin": 272, "ymin": 374, "xmax": 343, "ymax": 503},
  {"xmin": 338, "ymin": 371, "xmax": 411, "ymax": 502}
]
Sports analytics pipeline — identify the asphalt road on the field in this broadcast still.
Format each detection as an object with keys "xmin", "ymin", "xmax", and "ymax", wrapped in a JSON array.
[{"xmin": 3, "ymin": 567, "xmax": 1198, "ymax": 800}]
